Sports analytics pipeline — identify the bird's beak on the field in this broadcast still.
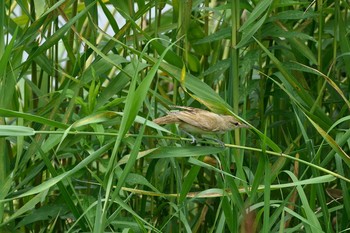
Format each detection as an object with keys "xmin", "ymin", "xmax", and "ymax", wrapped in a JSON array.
[{"xmin": 238, "ymin": 122, "xmax": 250, "ymax": 128}]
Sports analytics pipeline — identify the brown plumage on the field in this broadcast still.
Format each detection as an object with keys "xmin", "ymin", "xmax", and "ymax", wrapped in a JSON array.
[{"xmin": 153, "ymin": 106, "xmax": 248, "ymax": 145}]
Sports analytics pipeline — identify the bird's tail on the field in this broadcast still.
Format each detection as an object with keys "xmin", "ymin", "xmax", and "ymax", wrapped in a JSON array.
[{"xmin": 153, "ymin": 114, "xmax": 179, "ymax": 125}]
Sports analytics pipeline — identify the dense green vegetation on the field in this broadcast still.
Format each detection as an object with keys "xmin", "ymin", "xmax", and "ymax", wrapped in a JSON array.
[{"xmin": 1, "ymin": 0, "xmax": 350, "ymax": 232}]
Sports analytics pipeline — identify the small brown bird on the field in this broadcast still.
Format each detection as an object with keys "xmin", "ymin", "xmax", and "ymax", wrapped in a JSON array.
[{"xmin": 153, "ymin": 106, "xmax": 248, "ymax": 145}]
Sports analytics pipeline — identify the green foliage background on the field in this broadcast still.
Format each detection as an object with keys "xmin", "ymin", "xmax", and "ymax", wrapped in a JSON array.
[{"xmin": 1, "ymin": 0, "xmax": 350, "ymax": 232}]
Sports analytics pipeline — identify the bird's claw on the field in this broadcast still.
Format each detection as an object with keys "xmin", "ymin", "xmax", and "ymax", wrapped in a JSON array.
[
  {"xmin": 203, "ymin": 136, "xmax": 226, "ymax": 147},
  {"xmin": 182, "ymin": 131, "xmax": 197, "ymax": 144},
  {"xmin": 190, "ymin": 136, "xmax": 197, "ymax": 144},
  {"xmin": 213, "ymin": 138, "xmax": 226, "ymax": 147}
]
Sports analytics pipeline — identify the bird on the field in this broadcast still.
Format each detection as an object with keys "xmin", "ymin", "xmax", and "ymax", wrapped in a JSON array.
[{"xmin": 153, "ymin": 106, "xmax": 248, "ymax": 146}]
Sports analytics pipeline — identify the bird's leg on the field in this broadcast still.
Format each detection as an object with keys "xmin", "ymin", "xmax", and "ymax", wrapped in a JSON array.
[
  {"xmin": 181, "ymin": 132, "xmax": 225, "ymax": 147},
  {"xmin": 182, "ymin": 130, "xmax": 197, "ymax": 144},
  {"xmin": 202, "ymin": 136, "xmax": 226, "ymax": 147}
]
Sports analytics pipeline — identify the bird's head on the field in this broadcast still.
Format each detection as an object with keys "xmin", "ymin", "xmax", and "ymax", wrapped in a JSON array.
[{"xmin": 222, "ymin": 115, "xmax": 250, "ymax": 129}]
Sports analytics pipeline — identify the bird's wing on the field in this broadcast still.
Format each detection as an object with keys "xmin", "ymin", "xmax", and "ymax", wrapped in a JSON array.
[{"xmin": 174, "ymin": 110, "xmax": 221, "ymax": 131}]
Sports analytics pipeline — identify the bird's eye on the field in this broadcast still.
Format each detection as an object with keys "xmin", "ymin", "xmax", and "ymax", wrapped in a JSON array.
[{"xmin": 231, "ymin": 121, "xmax": 240, "ymax": 126}]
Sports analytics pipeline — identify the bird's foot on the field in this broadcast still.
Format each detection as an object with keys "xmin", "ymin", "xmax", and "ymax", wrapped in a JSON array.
[
  {"xmin": 203, "ymin": 136, "xmax": 226, "ymax": 147},
  {"xmin": 182, "ymin": 131, "xmax": 197, "ymax": 144},
  {"xmin": 216, "ymin": 139, "xmax": 226, "ymax": 147},
  {"xmin": 190, "ymin": 135, "xmax": 197, "ymax": 144}
]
